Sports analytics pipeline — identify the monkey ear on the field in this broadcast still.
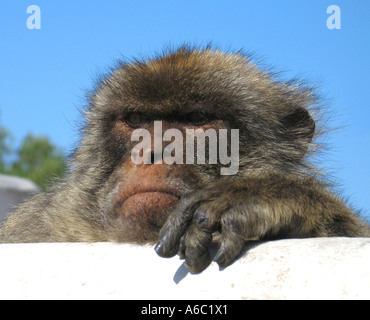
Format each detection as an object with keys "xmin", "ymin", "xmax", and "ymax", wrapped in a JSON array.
[{"xmin": 279, "ymin": 107, "xmax": 315, "ymax": 144}]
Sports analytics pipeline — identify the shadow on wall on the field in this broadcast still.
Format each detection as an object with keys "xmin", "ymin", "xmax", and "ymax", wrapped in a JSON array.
[{"xmin": 0, "ymin": 175, "xmax": 40, "ymax": 223}]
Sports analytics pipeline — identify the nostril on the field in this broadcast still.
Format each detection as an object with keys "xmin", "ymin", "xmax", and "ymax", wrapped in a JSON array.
[
  {"xmin": 140, "ymin": 148, "xmax": 162, "ymax": 164},
  {"xmin": 151, "ymin": 151, "xmax": 155, "ymax": 164}
]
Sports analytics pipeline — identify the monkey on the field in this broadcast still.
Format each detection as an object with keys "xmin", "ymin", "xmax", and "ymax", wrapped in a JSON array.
[{"xmin": 0, "ymin": 46, "xmax": 369, "ymax": 273}]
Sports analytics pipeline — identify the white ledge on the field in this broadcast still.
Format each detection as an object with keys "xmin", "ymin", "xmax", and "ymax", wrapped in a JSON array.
[{"xmin": 0, "ymin": 237, "xmax": 369, "ymax": 300}]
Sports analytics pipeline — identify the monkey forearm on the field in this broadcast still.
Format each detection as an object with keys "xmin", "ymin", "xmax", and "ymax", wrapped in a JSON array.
[
  {"xmin": 156, "ymin": 175, "xmax": 369, "ymax": 273},
  {"xmin": 219, "ymin": 176, "xmax": 369, "ymax": 239},
  {"xmin": 0, "ymin": 188, "xmax": 107, "ymax": 243},
  {"xmin": 0, "ymin": 193, "xmax": 53, "ymax": 243}
]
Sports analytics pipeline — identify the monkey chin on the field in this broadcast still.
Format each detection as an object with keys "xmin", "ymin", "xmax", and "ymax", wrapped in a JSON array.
[{"xmin": 110, "ymin": 191, "xmax": 180, "ymax": 243}]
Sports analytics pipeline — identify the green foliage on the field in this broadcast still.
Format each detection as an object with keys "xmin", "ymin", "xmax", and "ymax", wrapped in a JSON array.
[
  {"xmin": 0, "ymin": 125, "xmax": 12, "ymax": 171},
  {"xmin": 0, "ymin": 119, "xmax": 66, "ymax": 190}
]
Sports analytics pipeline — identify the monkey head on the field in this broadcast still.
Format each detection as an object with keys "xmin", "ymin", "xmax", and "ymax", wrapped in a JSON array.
[{"xmin": 72, "ymin": 47, "xmax": 316, "ymax": 244}]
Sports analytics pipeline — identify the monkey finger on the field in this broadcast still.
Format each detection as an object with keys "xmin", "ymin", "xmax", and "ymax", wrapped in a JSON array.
[
  {"xmin": 183, "ymin": 208, "xmax": 215, "ymax": 273},
  {"xmin": 214, "ymin": 213, "xmax": 246, "ymax": 269},
  {"xmin": 155, "ymin": 194, "xmax": 200, "ymax": 258},
  {"xmin": 178, "ymin": 235, "xmax": 186, "ymax": 259},
  {"xmin": 185, "ymin": 246, "xmax": 211, "ymax": 274},
  {"xmin": 214, "ymin": 236, "xmax": 245, "ymax": 269}
]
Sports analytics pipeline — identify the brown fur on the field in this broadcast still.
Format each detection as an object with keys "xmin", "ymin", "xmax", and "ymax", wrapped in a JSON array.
[{"xmin": 0, "ymin": 46, "xmax": 368, "ymax": 272}]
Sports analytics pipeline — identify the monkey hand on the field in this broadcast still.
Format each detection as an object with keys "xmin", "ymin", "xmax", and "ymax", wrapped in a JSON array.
[{"xmin": 154, "ymin": 183, "xmax": 257, "ymax": 273}]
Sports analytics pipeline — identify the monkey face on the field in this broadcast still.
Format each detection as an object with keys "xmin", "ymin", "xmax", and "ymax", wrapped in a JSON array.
[{"xmin": 104, "ymin": 113, "xmax": 231, "ymax": 243}]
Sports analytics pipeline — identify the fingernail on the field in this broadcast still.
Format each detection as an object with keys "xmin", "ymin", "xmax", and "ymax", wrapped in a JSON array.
[
  {"xmin": 154, "ymin": 242, "xmax": 163, "ymax": 256},
  {"xmin": 214, "ymin": 251, "xmax": 225, "ymax": 265}
]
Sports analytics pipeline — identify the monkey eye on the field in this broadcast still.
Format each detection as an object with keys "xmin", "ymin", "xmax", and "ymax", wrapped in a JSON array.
[
  {"xmin": 185, "ymin": 112, "xmax": 213, "ymax": 125},
  {"xmin": 124, "ymin": 112, "xmax": 150, "ymax": 127}
]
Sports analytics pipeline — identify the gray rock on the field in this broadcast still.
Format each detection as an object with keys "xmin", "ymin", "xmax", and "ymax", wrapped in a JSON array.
[
  {"xmin": 0, "ymin": 175, "xmax": 39, "ymax": 223},
  {"xmin": 0, "ymin": 237, "xmax": 368, "ymax": 299}
]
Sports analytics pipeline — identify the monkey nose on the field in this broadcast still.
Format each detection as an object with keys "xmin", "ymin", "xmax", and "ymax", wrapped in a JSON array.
[
  {"xmin": 131, "ymin": 146, "xmax": 161, "ymax": 165},
  {"xmin": 144, "ymin": 148, "xmax": 163, "ymax": 164}
]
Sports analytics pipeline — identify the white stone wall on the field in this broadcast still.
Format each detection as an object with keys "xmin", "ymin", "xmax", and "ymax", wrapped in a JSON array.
[{"xmin": 0, "ymin": 237, "xmax": 368, "ymax": 300}]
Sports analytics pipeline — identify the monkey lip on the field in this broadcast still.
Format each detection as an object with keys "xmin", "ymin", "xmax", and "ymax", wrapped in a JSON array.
[
  {"xmin": 118, "ymin": 190, "xmax": 181, "ymax": 218},
  {"xmin": 123, "ymin": 189, "xmax": 181, "ymax": 202}
]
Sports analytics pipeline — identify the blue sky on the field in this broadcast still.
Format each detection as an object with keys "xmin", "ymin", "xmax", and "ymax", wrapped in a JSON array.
[{"xmin": 0, "ymin": 1, "xmax": 369, "ymax": 219}]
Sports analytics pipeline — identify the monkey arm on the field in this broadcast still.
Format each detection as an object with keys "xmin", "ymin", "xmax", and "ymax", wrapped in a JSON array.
[
  {"xmin": 155, "ymin": 174, "xmax": 369, "ymax": 273},
  {"xmin": 0, "ymin": 186, "xmax": 107, "ymax": 243},
  {"xmin": 0, "ymin": 193, "xmax": 54, "ymax": 243}
]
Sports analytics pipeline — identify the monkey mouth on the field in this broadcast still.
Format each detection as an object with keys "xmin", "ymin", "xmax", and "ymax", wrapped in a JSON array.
[
  {"xmin": 115, "ymin": 189, "xmax": 181, "ymax": 219},
  {"xmin": 123, "ymin": 189, "xmax": 181, "ymax": 202}
]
